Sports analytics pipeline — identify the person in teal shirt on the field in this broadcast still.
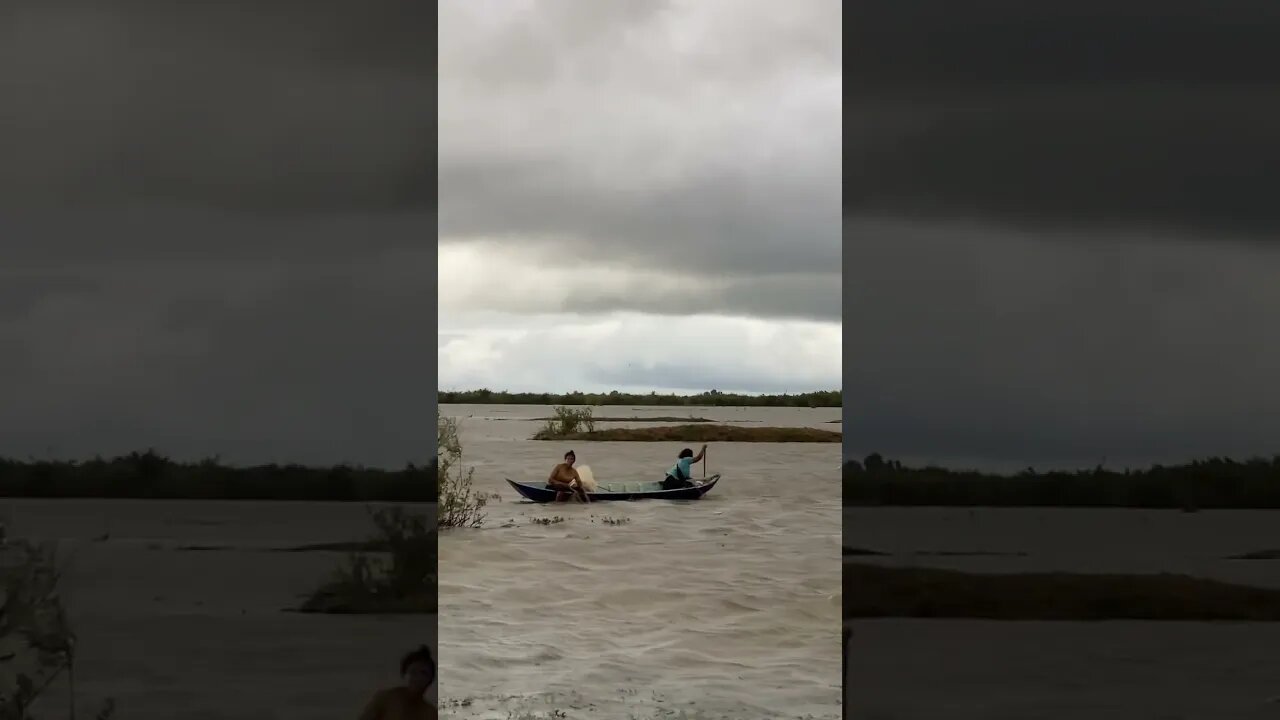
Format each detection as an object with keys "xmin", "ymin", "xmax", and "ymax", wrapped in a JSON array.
[{"xmin": 662, "ymin": 444, "xmax": 707, "ymax": 489}]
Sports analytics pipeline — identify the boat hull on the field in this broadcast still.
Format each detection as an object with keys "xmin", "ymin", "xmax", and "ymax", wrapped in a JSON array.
[{"xmin": 505, "ymin": 474, "xmax": 720, "ymax": 503}]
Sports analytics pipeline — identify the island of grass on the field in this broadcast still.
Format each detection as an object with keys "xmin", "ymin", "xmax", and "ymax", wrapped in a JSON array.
[
  {"xmin": 844, "ymin": 453, "xmax": 1280, "ymax": 508},
  {"xmin": 531, "ymin": 415, "xmax": 718, "ymax": 423},
  {"xmin": 440, "ymin": 387, "xmax": 842, "ymax": 408},
  {"xmin": 0, "ymin": 451, "xmax": 435, "ymax": 501},
  {"xmin": 534, "ymin": 423, "xmax": 841, "ymax": 443},
  {"xmin": 844, "ymin": 562, "xmax": 1280, "ymax": 621},
  {"xmin": 527, "ymin": 405, "xmax": 839, "ymax": 442}
]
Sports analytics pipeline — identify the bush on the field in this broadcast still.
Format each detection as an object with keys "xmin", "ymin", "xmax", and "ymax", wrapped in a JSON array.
[
  {"xmin": 0, "ymin": 541, "xmax": 114, "ymax": 719},
  {"xmin": 437, "ymin": 412, "xmax": 486, "ymax": 529},
  {"xmin": 527, "ymin": 404, "xmax": 596, "ymax": 438},
  {"xmin": 300, "ymin": 506, "xmax": 436, "ymax": 614},
  {"xmin": 536, "ymin": 405, "xmax": 596, "ymax": 438}
]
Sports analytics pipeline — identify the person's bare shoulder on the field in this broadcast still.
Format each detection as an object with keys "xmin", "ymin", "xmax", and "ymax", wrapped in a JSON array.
[{"xmin": 357, "ymin": 688, "xmax": 393, "ymax": 720}]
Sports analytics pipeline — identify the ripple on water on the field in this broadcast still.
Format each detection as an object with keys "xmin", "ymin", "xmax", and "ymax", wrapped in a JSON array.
[{"xmin": 439, "ymin": 408, "xmax": 841, "ymax": 718}]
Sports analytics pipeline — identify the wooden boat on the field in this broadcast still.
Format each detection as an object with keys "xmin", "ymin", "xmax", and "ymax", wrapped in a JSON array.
[{"xmin": 505, "ymin": 474, "xmax": 721, "ymax": 503}]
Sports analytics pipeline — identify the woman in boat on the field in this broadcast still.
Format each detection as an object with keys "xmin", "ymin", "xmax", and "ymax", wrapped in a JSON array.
[
  {"xmin": 547, "ymin": 450, "xmax": 590, "ymax": 502},
  {"xmin": 662, "ymin": 445, "xmax": 707, "ymax": 489}
]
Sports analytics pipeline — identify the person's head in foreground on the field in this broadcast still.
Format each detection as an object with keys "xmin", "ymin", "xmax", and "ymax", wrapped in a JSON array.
[
  {"xmin": 564, "ymin": 450, "xmax": 576, "ymax": 466},
  {"xmin": 401, "ymin": 645, "xmax": 435, "ymax": 696},
  {"xmin": 679, "ymin": 448, "xmax": 694, "ymax": 459}
]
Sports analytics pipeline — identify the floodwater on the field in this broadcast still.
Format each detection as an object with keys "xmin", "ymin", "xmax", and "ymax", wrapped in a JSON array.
[
  {"xmin": 845, "ymin": 508, "xmax": 1280, "ymax": 718},
  {"xmin": 438, "ymin": 404, "xmax": 842, "ymax": 719},
  {"xmin": 4, "ymin": 499, "xmax": 435, "ymax": 719}
]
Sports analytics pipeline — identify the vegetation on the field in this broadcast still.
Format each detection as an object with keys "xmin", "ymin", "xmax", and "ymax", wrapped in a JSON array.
[
  {"xmin": 844, "ymin": 454, "xmax": 1280, "ymax": 508},
  {"xmin": 301, "ymin": 410, "xmax": 481, "ymax": 614},
  {"xmin": 439, "ymin": 388, "xmax": 842, "ymax": 407},
  {"xmin": 535, "ymin": 423, "xmax": 841, "ymax": 443},
  {"xmin": 531, "ymin": 405, "xmax": 838, "ymax": 442},
  {"xmin": 844, "ymin": 562, "xmax": 1280, "ymax": 620},
  {"xmin": 538, "ymin": 406, "xmax": 596, "ymax": 438},
  {"xmin": 532, "ymin": 415, "xmax": 715, "ymax": 423},
  {"xmin": 299, "ymin": 506, "xmax": 435, "ymax": 614},
  {"xmin": 0, "ymin": 452, "xmax": 433, "ymax": 502},
  {"xmin": 0, "ymin": 541, "xmax": 115, "ymax": 718},
  {"xmin": 437, "ymin": 412, "xmax": 486, "ymax": 529}
]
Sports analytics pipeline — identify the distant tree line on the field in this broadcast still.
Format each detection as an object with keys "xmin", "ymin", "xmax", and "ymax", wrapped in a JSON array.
[
  {"xmin": 438, "ymin": 388, "xmax": 842, "ymax": 408},
  {"xmin": 0, "ymin": 450, "xmax": 436, "ymax": 501},
  {"xmin": 845, "ymin": 453, "xmax": 1280, "ymax": 509}
]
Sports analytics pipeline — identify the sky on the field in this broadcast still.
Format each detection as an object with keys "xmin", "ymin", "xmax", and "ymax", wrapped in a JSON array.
[
  {"xmin": 438, "ymin": 0, "xmax": 842, "ymax": 396},
  {"xmin": 845, "ymin": 1, "xmax": 1280, "ymax": 471},
  {"xmin": 0, "ymin": 0, "xmax": 434, "ymax": 467}
]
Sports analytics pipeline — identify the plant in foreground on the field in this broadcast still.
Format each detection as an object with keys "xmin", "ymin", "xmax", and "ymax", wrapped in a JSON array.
[{"xmin": 438, "ymin": 412, "xmax": 485, "ymax": 529}]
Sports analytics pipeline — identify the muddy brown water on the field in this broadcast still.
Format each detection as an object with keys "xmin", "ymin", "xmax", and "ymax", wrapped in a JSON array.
[
  {"xmin": 844, "ymin": 507, "xmax": 1280, "ymax": 718},
  {"xmin": 438, "ymin": 404, "xmax": 842, "ymax": 719},
  {"xmin": 6, "ymin": 499, "xmax": 435, "ymax": 719}
]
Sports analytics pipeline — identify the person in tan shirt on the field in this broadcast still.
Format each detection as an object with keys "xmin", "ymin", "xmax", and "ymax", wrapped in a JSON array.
[
  {"xmin": 358, "ymin": 645, "xmax": 437, "ymax": 720},
  {"xmin": 546, "ymin": 449, "xmax": 589, "ymax": 502}
]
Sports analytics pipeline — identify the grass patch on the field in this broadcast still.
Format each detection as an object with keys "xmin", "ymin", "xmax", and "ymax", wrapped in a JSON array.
[
  {"xmin": 1227, "ymin": 549, "xmax": 1280, "ymax": 560},
  {"xmin": 169, "ymin": 541, "xmax": 388, "ymax": 554},
  {"xmin": 533, "ymin": 415, "xmax": 717, "ymax": 423},
  {"xmin": 844, "ymin": 454, "xmax": 1280, "ymax": 508},
  {"xmin": 844, "ymin": 562, "xmax": 1280, "ymax": 620},
  {"xmin": 843, "ymin": 546, "xmax": 888, "ymax": 556},
  {"xmin": 533, "ymin": 424, "xmax": 841, "ymax": 442},
  {"xmin": 841, "ymin": 546, "xmax": 1025, "ymax": 558}
]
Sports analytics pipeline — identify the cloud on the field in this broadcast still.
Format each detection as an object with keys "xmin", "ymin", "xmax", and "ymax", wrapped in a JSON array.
[
  {"xmin": 847, "ymin": 1, "xmax": 1280, "ymax": 237},
  {"xmin": 439, "ymin": 241, "xmax": 839, "ymax": 322},
  {"xmin": 438, "ymin": 0, "xmax": 841, "ymax": 314},
  {"xmin": 439, "ymin": 310, "xmax": 840, "ymax": 395},
  {"xmin": 844, "ymin": 218, "xmax": 1280, "ymax": 469},
  {"xmin": 0, "ymin": 0, "xmax": 434, "ymax": 211},
  {"xmin": 0, "ymin": 215, "xmax": 435, "ymax": 467}
]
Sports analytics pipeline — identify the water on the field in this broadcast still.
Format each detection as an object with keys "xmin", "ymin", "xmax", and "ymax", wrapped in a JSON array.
[
  {"xmin": 844, "ymin": 507, "xmax": 1280, "ymax": 587},
  {"xmin": 4, "ymin": 499, "xmax": 436, "ymax": 719},
  {"xmin": 845, "ymin": 508, "xmax": 1280, "ymax": 718},
  {"xmin": 438, "ymin": 404, "xmax": 842, "ymax": 718}
]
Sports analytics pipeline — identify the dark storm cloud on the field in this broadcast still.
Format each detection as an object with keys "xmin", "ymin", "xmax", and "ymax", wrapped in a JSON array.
[
  {"xmin": 849, "ymin": 1, "xmax": 1280, "ymax": 92},
  {"xmin": 0, "ymin": 0, "xmax": 433, "ymax": 212},
  {"xmin": 439, "ymin": 0, "xmax": 841, "ymax": 318},
  {"xmin": 846, "ymin": 2, "xmax": 1280, "ymax": 469},
  {"xmin": 0, "ymin": 0, "xmax": 434, "ymax": 464},
  {"xmin": 1, "ymin": 210, "xmax": 436, "ymax": 265},
  {"xmin": 844, "ymin": 221, "xmax": 1280, "ymax": 470},
  {"xmin": 1, "ymin": 246, "xmax": 434, "ymax": 467},
  {"xmin": 847, "ymin": 1, "xmax": 1280, "ymax": 236}
]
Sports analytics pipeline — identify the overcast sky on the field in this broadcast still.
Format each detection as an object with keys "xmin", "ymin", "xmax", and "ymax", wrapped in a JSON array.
[
  {"xmin": 0, "ymin": 0, "xmax": 433, "ymax": 467},
  {"xmin": 438, "ymin": 0, "xmax": 842, "ymax": 396},
  {"xmin": 846, "ymin": 1, "xmax": 1280, "ymax": 471}
]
